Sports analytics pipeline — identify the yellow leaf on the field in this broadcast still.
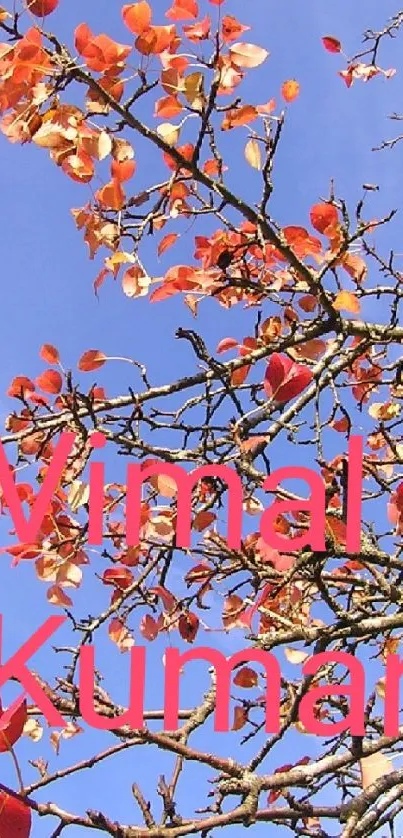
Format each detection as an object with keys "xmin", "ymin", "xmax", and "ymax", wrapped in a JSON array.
[
  {"xmin": 333, "ymin": 290, "xmax": 360, "ymax": 314},
  {"xmin": 67, "ymin": 480, "xmax": 90, "ymax": 513},
  {"xmin": 229, "ymin": 42, "xmax": 269, "ymax": 69},
  {"xmin": 184, "ymin": 72, "xmax": 205, "ymax": 109},
  {"xmin": 97, "ymin": 131, "xmax": 113, "ymax": 161},
  {"xmin": 244, "ymin": 138, "xmax": 262, "ymax": 170},
  {"xmin": 157, "ymin": 122, "xmax": 181, "ymax": 146},
  {"xmin": 368, "ymin": 402, "xmax": 400, "ymax": 421},
  {"xmin": 284, "ymin": 648, "xmax": 309, "ymax": 664},
  {"xmin": 360, "ymin": 751, "xmax": 393, "ymax": 790}
]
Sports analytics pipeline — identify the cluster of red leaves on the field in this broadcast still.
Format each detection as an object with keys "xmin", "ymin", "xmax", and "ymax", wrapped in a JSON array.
[{"xmin": 322, "ymin": 33, "xmax": 396, "ymax": 87}]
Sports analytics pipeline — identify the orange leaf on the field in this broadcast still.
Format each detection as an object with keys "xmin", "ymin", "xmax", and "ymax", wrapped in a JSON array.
[
  {"xmin": 35, "ymin": 369, "xmax": 62, "ymax": 394},
  {"xmin": 155, "ymin": 95, "xmax": 183, "ymax": 119},
  {"xmin": 135, "ymin": 24, "xmax": 176, "ymax": 56},
  {"xmin": 110, "ymin": 158, "xmax": 136, "ymax": 182},
  {"xmin": 7, "ymin": 376, "xmax": 35, "ymax": 398},
  {"xmin": 122, "ymin": 1, "xmax": 152, "ymax": 35},
  {"xmin": 96, "ymin": 179, "xmax": 125, "ymax": 210},
  {"xmin": 40, "ymin": 344, "xmax": 60, "ymax": 365},
  {"xmin": 158, "ymin": 233, "xmax": 179, "ymax": 256},
  {"xmin": 310, "ymin": 202, "xmax": 339, "ymax": 234},
  {"xmin": 166, "ymin": 0, "xmax": 198, "ymax": 20},
  {"xmin": 281, "ymin": 79, "xmax": 300, "ymax": 102},
  {"xmin": 122, "ymin": 266, "xmax": 150, "ymax": 298},
  {"xmin": 333, "ymin": 290, "xmax": 360, "ymax": 314},
  {"xmin": 222, "ymin": 15, "xmax": 250, "ymax": 43},
  {"xmin": 78, "ymin": 350, "xmax": 107, "ymax": 372},
  {"xmin": 108, "ymin": 618, "xmax": 134, "ymax": 652},
  {"xmin": 232, "ymin": 705, "xmax": 248, "ymax": 730},
  {"xmin": 221, "ymin": 105, "xmax": 257, "ymax": 130}
]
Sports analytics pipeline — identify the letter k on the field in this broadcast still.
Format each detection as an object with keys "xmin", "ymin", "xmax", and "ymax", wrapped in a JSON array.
[{"xmin": 0, "ymin": 615, "xmax": 66, "ymax": 727}]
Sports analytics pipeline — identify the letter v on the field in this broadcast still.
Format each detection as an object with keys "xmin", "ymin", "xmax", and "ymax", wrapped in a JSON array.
[{"xmin": 0, "ymin": 432, "xmax": 75, "ymax": 544}]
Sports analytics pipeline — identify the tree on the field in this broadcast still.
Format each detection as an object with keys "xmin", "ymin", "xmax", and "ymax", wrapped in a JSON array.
[{"xmin": 1, "ymin": 0, "xmax": 403, "ymax": 835}]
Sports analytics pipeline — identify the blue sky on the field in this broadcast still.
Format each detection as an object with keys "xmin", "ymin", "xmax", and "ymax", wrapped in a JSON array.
[{"xmin": 1, "ymin": 0, "xmax": 403, "ymax": 834}]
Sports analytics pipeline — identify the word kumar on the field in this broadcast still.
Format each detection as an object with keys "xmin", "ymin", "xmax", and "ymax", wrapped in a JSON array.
[
  {"xmin": 1, "ymin": 618, "xmax": 403, "ymax": 736},
  {"xmin": 0, "ymin": 432, "xmax": 364, "ymax": 552}
]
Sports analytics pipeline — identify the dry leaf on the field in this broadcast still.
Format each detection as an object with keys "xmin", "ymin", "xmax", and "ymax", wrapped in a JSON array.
[{"xmin": 244, "ymin": 138, "xmax": 261, "ymax": 170}]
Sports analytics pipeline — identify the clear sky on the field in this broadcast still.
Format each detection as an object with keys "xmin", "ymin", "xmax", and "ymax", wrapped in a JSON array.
[{"xmin": 1, "ymin": 0, "xmax": 403, "ymax": 834}]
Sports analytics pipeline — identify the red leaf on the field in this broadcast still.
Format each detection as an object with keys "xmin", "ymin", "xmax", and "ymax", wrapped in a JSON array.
[
  {"xmin": 232, "ymin": 705, "xmax": 248, "ymax": 730},
  {"xmin": 322, "ymin": 35, "xmax": 342, "ymax": 53},
  {"xmin": 26, "ymin": 0, "xmax": 58, "ymax": 15},
  {"xmin": 310, "ymin": 202, "xmax": 339, "ymax": 234},
  {"xmin": 102, "ymin": 567, "xmax": 134, "ymax": 590},
  {"xmin": 234, "ymin": 666, "xmax": 258, "ymax": 688},
  {"xmin": 0, "ymin": 700, "xmax": 27, "ymax": 752},
  {"xmin": 35, "ymin": 370, "xmax": 62, "ymax": 395},
  {"xmin": 178, "ymin": 611, "xmax": 199, "ymax": 642},
  {"xmin": 140, "ymin": 614, "xmax": 160, "ymax": 641},
  {"xmin": 264, "ymin": 353, "xmax": 313, "ymax": 404},
  {"xmin": 216, "ymin": 337, "xmax": 239, "ymax": 354},
  {"xmin": 78, "ymin": 350, "xmax": 107, "ymax": 372},
  {"xmin": 39, "ymin": 344, "xmax": 60, "ymax": 365},
  {"xmin": 7, "ymin": 377, "xmax": 35, "ymax": 399},
  {"xmin": 0, "ymin": 790, "xmax": 31, "ymax": 837},
  {"xmin": 193, "ymin": 510, "xmax": 216, "ymax": 532}
]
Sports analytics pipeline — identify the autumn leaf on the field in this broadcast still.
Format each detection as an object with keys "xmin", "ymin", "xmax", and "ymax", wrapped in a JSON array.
[
  {"xmin": 35, "ymin": 369, "xmax": 62, "ymax": 394},
  {"xmin": 264, "ymin": 353, "xmax": 313, "ymax": 404},
  {"xmin": 310, "ymin": 202, "xmax": 339, "ymax": 234},
  {"xmin": 232, "ymin": 705, "xmax": 248, "ymax": 730},
  {"xmin": 102, "ymin": 567, "xmax": 134, "ymax": 590},
  {"xmin": 281, "ymin": 79, "xmax": 300, "ymax": 102},
  {"xmin": 122, "ymin": 266, "xmax": 150, "ymax": 298},
  {"xmin": 0, "ymin": 699, "xmax": 27, "ymax": 752},
  {"xmin": 26, "ymin": 0, "xmax": 58, "ymax": 15},
  {"xmin": 322, "ymin": 35, "xmax": 342, "ymax": 53},
  {"xmin": 40, "ymin": 343, "xmax": 60, "ymax": 364},
  {"xmin": 157, "ymin": 122, "xmax": 181, "ymax": 146},
  {"xmin": 229, "ymin": 43, "xmax": 269, "ymax": 69},
  {"xmin": 108, "ymin": 618, "xmax": 134, "ymax": 652},
  {"xmin": 222, "ymin": 105, "xmax": 258, "ymax": 130},
  {"xmin": 360, "ymin": 752, "xmax": 393, "ymax": 789},
  {"xmin": 111, "ymin": 158, "xmax": 136, "ymax": 182},
  {"xmin": 234, "ymin": 666, "xmax": 258, "ymax": 687},
  {"xmin": 0, "ymin": 791, "xmax": 31, "ymax": 837},
  {"xmin": 178, "ymin": 611, "xmax": 199, "ymax": 642},
  {"xmin": 333, "ymin": 290, "xmax": 360, "ymax": 314},
  {"xmin": 140, "ymin": 613, "xmax": 160, "ymax": 641},
  {"xmin": 158, "ymin": 233, "xmax": 179, "ymax": 256},
  {"xmin": 244, "ymin": 138, "xmax": 262, "ymax": 169},
  {"xmin": 122, "ymin": 1, "xmax": 152, "ymax": 35},
  {"xmin": 78, "ymin": 350, "xmax": 107, "ymax": 372},
  {"xmin": 166, "ymin": 0, "xmax": 199, "ymax": 21},
  {"xmin": 284, "ymin": 648, "xmax": 309, "ymax": 665}
]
